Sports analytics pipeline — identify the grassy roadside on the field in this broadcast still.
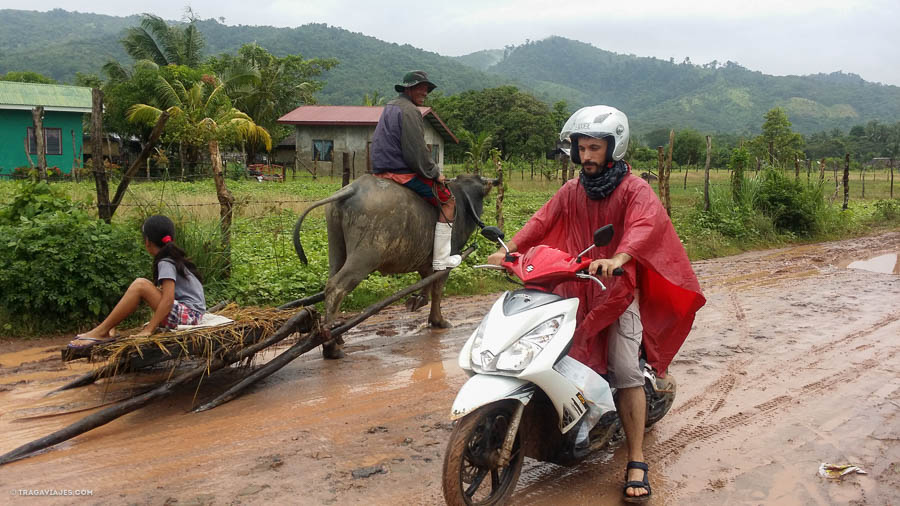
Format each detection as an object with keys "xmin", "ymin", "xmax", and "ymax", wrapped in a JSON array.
[{"xmin": 1, "ymin": 165, "xmax": 898, "ymax": 337}]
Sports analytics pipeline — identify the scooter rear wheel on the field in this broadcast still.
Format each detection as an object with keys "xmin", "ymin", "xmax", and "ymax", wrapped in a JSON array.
[{"xmin": 442, "ymin": 400, "xmax": 524, "ymax": 506}]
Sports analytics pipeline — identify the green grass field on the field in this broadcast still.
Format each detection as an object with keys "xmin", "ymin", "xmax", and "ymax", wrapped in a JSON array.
[{"xmin": 1, "ymin": 162, "xmax": 898, "ymax": 334}]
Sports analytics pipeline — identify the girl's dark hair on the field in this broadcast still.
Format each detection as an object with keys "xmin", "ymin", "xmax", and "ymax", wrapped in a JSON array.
[{"xmin": 142, "ymin": 215, "xmax": 203, "ymax": 284}]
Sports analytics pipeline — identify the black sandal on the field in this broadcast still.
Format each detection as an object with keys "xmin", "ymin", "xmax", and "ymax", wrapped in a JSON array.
[{"xmin": 623, "ymin": 461, "xmax": 652, "ymax": 503}]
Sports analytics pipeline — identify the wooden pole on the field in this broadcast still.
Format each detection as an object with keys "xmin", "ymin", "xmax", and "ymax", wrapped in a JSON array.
[
  {"xmin": 0, "ymin": 309, "xmax": 315, "ymax": 465},
  {"xmin": 890, "ymin": 158, "xmax": 894, "ymax": 199},
  {"xmin": 495, "ymin": 156, "xmax": 504, "ymax": 232},
  {"xmin": 664, "ymin": 130, "xmax": 674, "ymax": 216},
  {"xmin": 794, "ymin": 157, "xmax": 800, "ymax": 180},
  {"xmin": 108, "ymin": 112, "xmax": 169, "ymax": 217},
  {"xmin": 210, "ymin": 140, "xmax": 234, "ymax": 277},
  {"xmin": 91, "ymin": 89, "xmax": 112, "ymax": 222},
  {"xmin": 704, "ymin": 135, "xmax": 711, "ymax": 212},
  {"xmin": 861, "ymin": 165, "xmax": 866, "ymax": 198},
  {"xmin": 23, "ymin": 135, "xmax": 34, "ymax": 170},
  {"xmin": 71, "ymin": 129, "xmax": 79, "ymax": 180},
  {"xmin": 842, "ymin": 153, "xmax": 850, "ymax": 210},
  {"xmin": 656, "ymin": 146, "xmax": 664, "ymax": 198},
  {"xmin": 32, "ymin": 106, "xmax": 47, "ymax": 179},
  {"xmin": 366, "ymin": 141, "xmax": 372, "ymax": 174},
  {"xmin": 683, "ymin": 162, "xmax": 689, "ymax": 190},
  {"xmin": 819, "ymin": 158, "xmax": 825, "ymax": 184},
  {"xmin": 342, "ymin": 152, "xmax": 351, "ymax": 187}
]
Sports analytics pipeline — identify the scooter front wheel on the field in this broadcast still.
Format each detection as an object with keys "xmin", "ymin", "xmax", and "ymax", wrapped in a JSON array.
[{"xmin": 442, "ymin": 400, "xmax": 524, "ymax": 506}]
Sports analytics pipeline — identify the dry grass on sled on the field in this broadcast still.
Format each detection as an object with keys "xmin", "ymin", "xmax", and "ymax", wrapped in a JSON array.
[{"xmin": 65, "ymin": 304, "xmax": 302, "ymax": 376}]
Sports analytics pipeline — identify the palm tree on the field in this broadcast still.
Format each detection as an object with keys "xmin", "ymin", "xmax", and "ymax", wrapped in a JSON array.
[
  {"xmin": 461, "ymin": 130, "xmax": 493, "ymax": 175},
  {"xmin": 122, "ymin": 14, "xmax": 205, "ymax": 67},
  {"xmin": 103, "ymin": 14, "xmax": 205, "ymax": 84},
  {"xmin": 128, "ymin": 73, "xmax": 271, "ymax": 274}
]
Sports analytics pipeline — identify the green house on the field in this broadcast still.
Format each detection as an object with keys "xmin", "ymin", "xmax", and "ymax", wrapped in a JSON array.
[{"xmin": 0, "ymin": 81, "xmax": 92, "ymax": 177}]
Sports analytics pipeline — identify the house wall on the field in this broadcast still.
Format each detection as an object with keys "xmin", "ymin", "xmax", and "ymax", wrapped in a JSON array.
[
  {"xmin": 0, "ymin": 110, "xmax": 85, "ymax": 176},
  {"xmin": 292, "ymin": 123, "xmax": 446, "ymax": 178}
]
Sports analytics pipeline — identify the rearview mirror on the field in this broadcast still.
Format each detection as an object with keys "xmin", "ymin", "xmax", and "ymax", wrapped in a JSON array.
[
  {"xmin": 481, "ymin": 226, "xmax": 505, "ymax": 242},
  {"xmin": 594, "ymin": 225, "xmax": 614, "ymax": 247}
]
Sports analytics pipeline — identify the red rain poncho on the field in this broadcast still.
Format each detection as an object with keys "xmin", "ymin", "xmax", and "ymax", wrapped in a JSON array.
[{"xmin": 512, "ymin": 170, "xmax": 705, "ymax": 375}]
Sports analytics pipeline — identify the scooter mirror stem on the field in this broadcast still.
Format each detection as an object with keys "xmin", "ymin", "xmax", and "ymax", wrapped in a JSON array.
[{"xmin": 576, "ymin": 244, "xmax": 595, "ymax": 263}]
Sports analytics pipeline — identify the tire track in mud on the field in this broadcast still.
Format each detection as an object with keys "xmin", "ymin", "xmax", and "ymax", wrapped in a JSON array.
[
  {"xmin": 646, "ymin": 345, "xmax": 900, "ymax": 464},
  {"xmin": 672, "ymin": 290, "xmax": 750, "ymax": 422},
  {"xmin": 739, "ymin": 312, "xmax": 900, "ymax": 391}
]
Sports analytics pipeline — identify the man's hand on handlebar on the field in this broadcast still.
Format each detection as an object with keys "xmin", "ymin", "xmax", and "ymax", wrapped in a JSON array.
[
  {"xmin": 486, "ymin": 250, "xmax": 506, "ymax": 266},
  {"xmin": 588, "ymin": 252, "xmax": 632, "ymax": 277}
]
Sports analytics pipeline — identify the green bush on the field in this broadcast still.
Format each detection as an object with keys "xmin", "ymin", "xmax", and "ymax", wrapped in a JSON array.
[
  {"xmin": 872, "ymin": 199, "xmax": 900, "ymax": 221},
  {"xmin": 752, "ymin": 168, "xmax": 824, "ymax": 236},
  {"xmin": 0, "ymin": 182, "xmax": 146, "ymax": 333}
]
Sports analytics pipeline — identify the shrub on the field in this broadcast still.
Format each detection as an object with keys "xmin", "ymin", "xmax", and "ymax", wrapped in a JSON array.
[
  {"xmin": 0, "ymin": 182, "xmax": 146, "ymax": 332},
  {"xmin": 752, "ymin": 168, "xmax": 824, "ymax": 236},
  {"xmin": 872, "ymin": 199, "xmax": 900, "ymax": 222}
]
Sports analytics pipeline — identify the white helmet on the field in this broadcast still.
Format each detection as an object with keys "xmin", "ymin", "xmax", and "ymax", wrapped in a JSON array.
[{"xmin": 559, "ymin": 105, "xmax": 629, "ymax": 164}]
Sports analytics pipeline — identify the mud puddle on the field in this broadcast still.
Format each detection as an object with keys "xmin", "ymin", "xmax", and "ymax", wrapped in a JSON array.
[
  {"xmin": 843, "ymin": 251, "xmax": 899, "ymax": 274},
  {"xmin": 1, "ymin": 232, "xmax": 899, "ymax": 505}
]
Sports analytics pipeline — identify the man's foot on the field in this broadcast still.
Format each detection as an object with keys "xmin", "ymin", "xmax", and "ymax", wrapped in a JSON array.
[{"xmin": 623, "ymin": 461, "xmax": 651, "ymax": 503}]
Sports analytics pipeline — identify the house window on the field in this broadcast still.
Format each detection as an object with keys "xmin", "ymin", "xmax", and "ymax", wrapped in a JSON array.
[
  {"xmin": 27, "ymin": 127, "xmax": 63, "ymax": 155},
  {"xmin": 313, "ymin": 140, "xmax": 333, "ymax": 162},
  {"xmin": 431, "ymin": 143, "xmax": 440, "ymax": 163}
]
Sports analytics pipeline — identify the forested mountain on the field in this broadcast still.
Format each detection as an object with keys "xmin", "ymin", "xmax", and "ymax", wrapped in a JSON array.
[
  {"xmin": 2, "ymin": 9, "xmax": 899, "ymax": 135},
  {"xmin": 476, "ymin": 37, "xmax": 900, "ymax": 135}
]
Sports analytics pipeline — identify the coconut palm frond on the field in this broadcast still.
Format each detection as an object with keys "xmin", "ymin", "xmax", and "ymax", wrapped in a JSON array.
[
  {"xmin": 102, "ymin": 60, "xmax": 131, "ymax": 83},
  {"xmin": 154, "ymin": 75, "xmax": 182, "ymax": 109},
  {"xmin": 230, "ymin": 118, "xmax": 272, "ymax": 151},
  {"xmin": 182, "ymin": 22, "xmax": 205, "ymax": 68},
  {"xmin": 127, "ymin": 104, "xmax": 164, "ymax": 125}
]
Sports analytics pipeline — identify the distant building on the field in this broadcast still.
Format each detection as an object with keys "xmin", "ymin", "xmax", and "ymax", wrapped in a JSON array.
[
  {"xmin": 277, "ymin": 105, "xmax": 458, "ymax": 176},
  {"xmin": 0, "ymin": 81, "xmax": 92, "ymax": 176}
]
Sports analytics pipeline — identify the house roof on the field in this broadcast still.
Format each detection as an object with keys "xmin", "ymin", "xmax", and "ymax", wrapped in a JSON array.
[
  {"xmin": 277, "ymin": 105, "xmax": 458, "ymax": 144},
  {"xmin": 0, "ymin": 81, "xmax": 92, "ymax": 113}
]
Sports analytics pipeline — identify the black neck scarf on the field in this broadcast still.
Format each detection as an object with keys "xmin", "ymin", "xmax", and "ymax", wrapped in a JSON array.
[{"xmin": 579, "ymin": 160, "xmax": 629, "ymax": 200}]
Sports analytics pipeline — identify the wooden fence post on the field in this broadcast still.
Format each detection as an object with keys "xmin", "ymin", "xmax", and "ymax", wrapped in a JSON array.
[
  {"xmin": 495, "ymin": 156, "xmax": 504, "ymax": 231},
  {"xmin": 704, "ymin": 135, "xmax": 711, "ymax": 212},
  {"xmin": 890, "ymin": 158, "xmax": 894, "ymax": 199},
  {"xmin": 71, "ymin": 129, "xmax": 79, "ymax": 180},
  {"xmin": 342, "ymin": 152, "xmax": 350, "ymax": 187},
  {"xmin": 656, "ymin": 146, "xmax": 664, "ymax": 199},
  {"xmin": 861, "ymin": 165, "xmax": 866, "ymax": 198},
  {"xmin": 91, "ymin": 88, "xmax": 112, "ymax": 222},
  {"xmin": 32, "ymin": 106, "xmax": 46, "ymax": 179},
  {"xmin": 819, "ymin": 158, "xmax": 825, "ymax": 184},
  {"xmin": 842, "ymin": 153, "xmax": 850, "ymax": 211},
  {"xmin": 664, "ymin": 130, "xmax": 674, "ymax": 216}
]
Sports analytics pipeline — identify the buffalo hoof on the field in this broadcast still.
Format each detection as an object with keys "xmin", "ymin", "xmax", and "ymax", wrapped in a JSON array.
[
  {"xmin": 429, "ymin": 318, "xmax": 452, "ymax": 329},
  {"xmin": 322, "ymin": 342, "xmax": 345, "ymax": 360},
  {"xmin": 406, "ymin": 294, "xmax": 429, "ymax": 312}
]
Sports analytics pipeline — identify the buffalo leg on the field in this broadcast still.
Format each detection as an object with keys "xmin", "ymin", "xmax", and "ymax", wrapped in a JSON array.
[
  {"xmin": 406, "ymin": 267, "xmax": 431, "ymax": 312},
  {"xmin": 428, "ymin": 270, "xmax": 452, "ymax": 328},
  {"xmin": 322, "ymin": 257, "xmax": 375, "ymax": 359}
]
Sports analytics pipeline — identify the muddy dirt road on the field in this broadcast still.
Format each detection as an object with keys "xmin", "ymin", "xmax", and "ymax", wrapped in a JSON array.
[{"xmin": 1, "ymin": 231, "xmax": 899, "ymax": 505}]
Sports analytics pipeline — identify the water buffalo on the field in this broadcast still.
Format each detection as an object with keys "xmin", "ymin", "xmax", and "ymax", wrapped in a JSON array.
[{"xmin": 293, "ymin": 174, "xmax": 498, "ymax": 358}]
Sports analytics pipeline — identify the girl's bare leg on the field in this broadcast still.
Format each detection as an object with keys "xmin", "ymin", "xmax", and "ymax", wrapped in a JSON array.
[{"xmin": 70, "ymin": 279, "xmax": 162, "ymax": 344}]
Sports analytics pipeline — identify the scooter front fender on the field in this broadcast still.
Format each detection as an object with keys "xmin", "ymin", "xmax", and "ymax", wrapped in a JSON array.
[{"xmin": 450, "ymin": 374, "xmax": 535, "ymax": 421}]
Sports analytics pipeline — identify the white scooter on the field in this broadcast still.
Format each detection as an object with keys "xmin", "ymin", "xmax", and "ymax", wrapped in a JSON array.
[{"xmin": 441, "ymin": 225, "xmax": 676, "ymax": 506}]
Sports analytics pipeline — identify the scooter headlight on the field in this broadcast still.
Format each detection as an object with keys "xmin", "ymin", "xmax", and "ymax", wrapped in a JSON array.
[
  {"xmin": 496, "ymin": 316, "xmax": 563, "ymax": 372},
  {"xmin": 469, "ymin": 315, "xmax": 490, "ymax": 370}
]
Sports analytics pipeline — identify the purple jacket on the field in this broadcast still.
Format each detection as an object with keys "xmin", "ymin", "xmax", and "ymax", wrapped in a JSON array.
[{"xmin": 371, "ymin": 94, "xmax": 439, "ymax": 180}]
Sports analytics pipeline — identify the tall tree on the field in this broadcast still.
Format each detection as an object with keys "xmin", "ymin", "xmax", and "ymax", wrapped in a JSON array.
[{"xmin": 751, "ymin": 107, "xmax": 804, "ymax": 166}]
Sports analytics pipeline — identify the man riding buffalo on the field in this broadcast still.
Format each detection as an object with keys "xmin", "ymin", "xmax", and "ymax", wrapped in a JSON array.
[{"xmin": 371, "ymin": 70, "xmax": 461, "ymax": 271}]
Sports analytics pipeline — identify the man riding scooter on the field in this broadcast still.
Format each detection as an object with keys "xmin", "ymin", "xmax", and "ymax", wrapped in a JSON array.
[{"xmin": 487, "ymin": 105, "xmax": 705, "ymax": 502}]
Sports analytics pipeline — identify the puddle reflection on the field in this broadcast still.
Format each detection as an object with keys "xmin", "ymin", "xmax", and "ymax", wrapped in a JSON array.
[{"xmin": 846, "ymin": 252, "xmax": 899, "ymax": 275}]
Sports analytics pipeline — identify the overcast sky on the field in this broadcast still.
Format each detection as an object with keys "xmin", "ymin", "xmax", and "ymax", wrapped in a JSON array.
[{"xmin": 4, "ymin": 1, "xmax": 899, "ymax": 86}]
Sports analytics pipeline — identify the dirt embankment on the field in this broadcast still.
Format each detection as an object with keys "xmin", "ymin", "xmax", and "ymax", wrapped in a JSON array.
[{"xmin": 1, "ymin": 231, "xmax": 898, "ymax": 505}]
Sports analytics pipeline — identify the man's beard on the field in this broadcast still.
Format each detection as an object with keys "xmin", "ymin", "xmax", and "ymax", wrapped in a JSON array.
[{"xmin": 582, "ymin": 162, "xmax": 602, "ymax": 175}]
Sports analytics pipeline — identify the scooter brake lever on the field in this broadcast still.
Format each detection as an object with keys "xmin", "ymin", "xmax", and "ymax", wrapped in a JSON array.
[{"xmin": 575, "ymin": 272, "xmax": 607, "ymax": 290}]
